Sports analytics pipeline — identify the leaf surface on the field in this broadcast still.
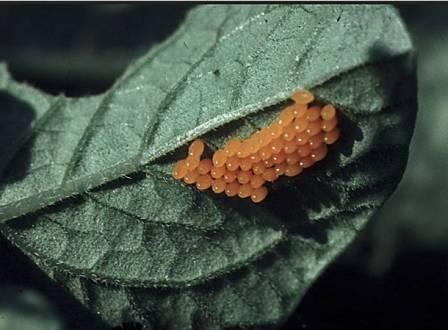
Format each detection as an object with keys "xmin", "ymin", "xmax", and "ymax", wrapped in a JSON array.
[{"xmin": 0, "ymin": 4, "xmax": 416, "ymax": 329}]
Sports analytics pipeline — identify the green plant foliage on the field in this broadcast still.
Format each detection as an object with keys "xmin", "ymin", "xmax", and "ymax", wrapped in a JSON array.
[{"xmin": 0, "ymin": 5, "xmax": 416, "ymax": 329}]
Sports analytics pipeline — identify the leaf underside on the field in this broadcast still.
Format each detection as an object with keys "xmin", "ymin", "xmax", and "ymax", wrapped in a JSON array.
[{"xmin": 0, "ymin": 4, "xmax": 416, "ymax": 329}]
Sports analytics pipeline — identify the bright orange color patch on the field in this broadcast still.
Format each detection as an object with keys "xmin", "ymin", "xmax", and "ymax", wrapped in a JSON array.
[{"xmin": 172, "ymin": 90, "xmax": 341, "ymax": 203}]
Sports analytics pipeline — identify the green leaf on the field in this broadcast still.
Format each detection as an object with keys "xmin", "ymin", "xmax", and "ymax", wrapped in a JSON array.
[
  {"xmin": 0, "ymin": 4, "xmax": 416, "ymax": 329},
  {"xmin": 0, "ymin": 4, "xmax": 412, "ymax": 222}
]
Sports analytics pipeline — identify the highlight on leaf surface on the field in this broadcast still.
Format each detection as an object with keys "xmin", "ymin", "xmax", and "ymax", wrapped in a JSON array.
[
  {"xmin": 0, "ymin": 4, "xmax": 416, "ymax": 330},
  {"xmin": 172, "ymin": 90, "xmax": 340, "ymax": 203}
]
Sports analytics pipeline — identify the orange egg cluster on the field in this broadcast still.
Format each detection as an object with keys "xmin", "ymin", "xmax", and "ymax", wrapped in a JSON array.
[{"xmin": 172, "ymin": 90, "xmax": 340, "ymax": 203}]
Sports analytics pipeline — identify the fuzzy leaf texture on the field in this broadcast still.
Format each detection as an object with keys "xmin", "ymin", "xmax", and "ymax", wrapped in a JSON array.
[{"xmin": 0, "ymin": 4, "xmax": 416, "ymax": 330}]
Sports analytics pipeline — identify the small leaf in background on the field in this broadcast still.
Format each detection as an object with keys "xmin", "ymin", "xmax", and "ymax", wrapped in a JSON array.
[{"xmin": 0, "ymin": 4, "xmax": 416, "ymax": 329}]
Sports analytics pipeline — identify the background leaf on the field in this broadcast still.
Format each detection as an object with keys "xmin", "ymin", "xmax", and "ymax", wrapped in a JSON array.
[{"xmin": 0, "ymin": 4, "xmax": 416, "ymax": 329}]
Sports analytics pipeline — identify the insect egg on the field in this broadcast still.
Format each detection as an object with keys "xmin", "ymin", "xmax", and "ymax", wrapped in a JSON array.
[
  {"xmin": 188, "ymin": 139, "xmax": 205, "ymax": 157},
  {"xmin": 291, "ymin": 90, "xmax": 314, "ymax": 104},
  {"xmin": 270, "ymin": 138, "xmax": 285, "ymax": 154},
  {"xmin": 310, "ymin": 144, "xmax": 328, "ymax": 162},
  {"xmin": 250, "ymin": 175, "xmax": 265, "ymax": 189},
  {"xmin": 306, "ymin": 106, "xmax": 321, "ymax": 121},
  {"xmin": 212, "ymin": 150, "xmax": 227, "ymax": 167},
  {"xmin": 282, "ymin": 124, "xmax": 297, "ymax": 141},
  {"xmin": 323, "ymin": 128, "xmax": 340, "ymax": 144},
  {"xmin": 321, "ymin": 104, "xmax": 336, "ymax": 120},
  {"xmin": 251, "ymin": 186, "xmax": 268, "ymax": 203},
  {"xmin": 237, "ymin": 170, "xmax": 253, "ymax": 184},
  {"xmin": 299, "ymin": 157, "xmax": 314, "ymax": 169},
  {"xmin": 322, "ymin": 117, "xmax": 338, "ymax": 132},
  {"xmin": 197, "ymin": 159, "xmax": 212, "ymax": 175},
  {"xmin": 172, "ymin": 89, "xmax": 340, "ymax": 203},
  {"xmin": 285, "ymin": 163, "xmax": 303, "ymax": 177},
  {"xmin": 224, "ymin": 139, "xmax": 242, "ymax": 157},
  {"xmin": 185, "ymin": 156, "xmax": 200, "ymax": 170},
  {"xmin": 184, "ymin": 170, "xmax": 199, "ymax": 184},
  {"xmin": 196, "ymin": 174, "xmax": 212, "ymax": 191},
  {"xmin": 306, "ymin": 120, "xmax": 322, "ymax": 136},
  {"xmin": 225, "ymin": 156, "xmax": 240, "ymax": 171},
  {"xmin": 211, "ymin": 178, "xmax": 226, "ymax": 193},
  {"xmin": 223, "ymin": 170, "xmax": 237, "ymax": 183},
  {"xmin": 240, "ymin": 157, "xmax": 253, "ymax": 171},
  {"xmin": 286, "ymin": 153, "xmax": 300, "ymax": 165},
  {"xmin": 238, "ymin": 184, "xmax": 253, "ymax": 198},
  {"xmin": 172, "ymin": 160, "xmax": 188, "ymax": 179},
  {"xmin": 262, "ymin": 168, "xmax": 277, "ymax": 182},
  {"xmin": 283, "ymin": 140, "xmax": 298, "ymax": 154},
  {"xmin": 274, "ymin": 163, "xmax": 287, "ymax": 176},
  {"xmin": 297, "ymin": 145, "xmax": 311, "ymax": 157},
  {"xmin": 210, "ymin": 165, "xmax": 226, "ymax": 179},
  {"xmin": 308, "ymin": 133, "xmax": 324, "ymax": 149},
  {"xmin": 252, "ymin": 162, "xmax": 266, "ymax": 175},
  {"xmin": 225, "ymin": 182, "xmax": 240, "ymax": 197},
  {"xmin": 293, "ymin": 117, "xmax": 308, "ymax": 133}
]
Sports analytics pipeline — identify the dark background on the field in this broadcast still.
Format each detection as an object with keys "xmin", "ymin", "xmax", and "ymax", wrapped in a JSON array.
[{"xmin": 0, "ymin": 4, "xmax": 447, "ymax": 330}]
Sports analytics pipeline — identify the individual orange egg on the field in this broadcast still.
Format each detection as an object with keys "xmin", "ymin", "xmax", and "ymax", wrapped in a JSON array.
[
  {"xmin": 249, "ymin": 152, "xmax": 261, "ymax": 163},
  {"xmin": 210, "ymin": 165, "xmax": 226, "ymax": 179},
  {"xmin": 239, "ymin": 157, "xmax": 253, "ymax": 171},
  {"xmin": 226, "ymin": 156, "xmax": 240, "ymax": 171},
  {"xmin": 297, "ymin": 145, "xmax": 311, "ymax": 157},
  {"xmin": 321, "ymin": 104, "xmax": 336, "ymax": 120},
  {"xmin": 293, "ymin": 117, "xmax": 308, "ymax": 133},
  {"xmin": 211, "ymin": 178, "xmax": 226, "ymax": 193},
  {"xmin": 270, "ymin": 138, "xmax": 285, "ymax": 154},
  {"xmin": 277, "ymin": 105, "xmax": 295, "ymax": 127},
  {"xmin": 283, "ymin": 140, "xmax": 298, "ymax": 154},
  {"xmin": 238, "ymin": 184, "xmax": 253, "ymax": 198},
  {"xmin": 185, "ymin": 156, "xmax": 200, "ymax": 170},
  {"xmin": 272, "ymin": 151, "xmax": 286, "ymax": 164},
  {"xmin": 285, "ymin": 163, "xmax": 303, "ymax": 177},
  {"xmin": 306, "ymin": 120, "xmax": 322, "ymax": 136},
  {"xmin": 293, "ymin": 103, "xmax": 307, "ymax": 118},
  {"xmin": 251, "ymin": 186, "xmax": 268, "ymax": 203},
  {"xmin": 252, "ymin": 162, "xmax": 266, "ymax": 175},
  {"xmin": 286, "ymin": 153, "xmax": 300, "ymax": 165},
  {"xmin": 262, "ymin": 168, "xmax": 277, "ymax": 182},
  {"xmin": 188, "ymin": 139, "xmax": 205, "ymax": 157},
  {"xmin": 172, "ymin": 160, "xmax": 188, "ymax": 180},
  {"xmin": 212, "ymin": 150, "xmax": 227, "ymax": 167},
  {"xmin": 322, "ymin": 117, "xmax": 338, "ymax": 132},
  {"xmin": 323, "ymin": 128, "xmax": 340, "ymax": 144},
  {"xmin": 260, "ymin": 127, "xmax": 273, "ymax": 147},
  {"xmin": 306, "ymin": 106, "xmax": 321, "ymax": 121},
  {"xmin": 225, "ymin": 182, "xmax": 240, "ymax": 197},
  {"xmin": 269, "ymin": 122, "xmax": 284, "ymax": 139},
  {"xmin": 196, "ymin": 174, "xmax": 212, "ymax": 191},
  {"xmin": 299, "ymin": 157, "xmax": 315, "ymax": 169},
  {"xmin": 263, "ymin": 158, "xmax": 275, "ymax": 168},
  {"xmin": 184, "ymin": 170, "xmax": 199, "ymax": 184},
  {"xmin": 248, "ymin": 132, "xmax": 263, "ymax": 154},
  {"xmin": 310, "ymin": 144, "xmax": 328, "ymax": 162},
  {"xmin": 237, "ymin": 170, "xmax": 253, "ymax": 184},
  {"xmin": 308, "ymin": 133, "xmax": 324, "ymax": 150},
  {"xmin": 259, "ymin": 145, "xmax": 272, "ymax": 160},
  {"xmin": 296, "ymin": 131, "xmax": 310, "ymax": 145},
  {"xmin": 223, "ymin": 170, "xmax": 237, "ymax": 183},
  {"xmin": 236, "ymin": 141, "xmax": 252, "ymax": 158},
  {"xmin": 282, "ymin": 124, "xmax": 297, "ymax": 141},
  {"xmin": 250, "ymin": 175, "xmax": 265, "ymax": 189},
  {"xmin": 197, "ymin": 159, "xmax": 212, "ymax": 175},
  {"xmin": 224, "ymin": 139, "xmax": 242, "ymax": 157},
  {"xmin": 291, "ymin": 90, "xmax": 314, "ymax": 104},
  {"xmin": 274, "ymin": 163, "xmax": 287, "ymax": 176}
]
